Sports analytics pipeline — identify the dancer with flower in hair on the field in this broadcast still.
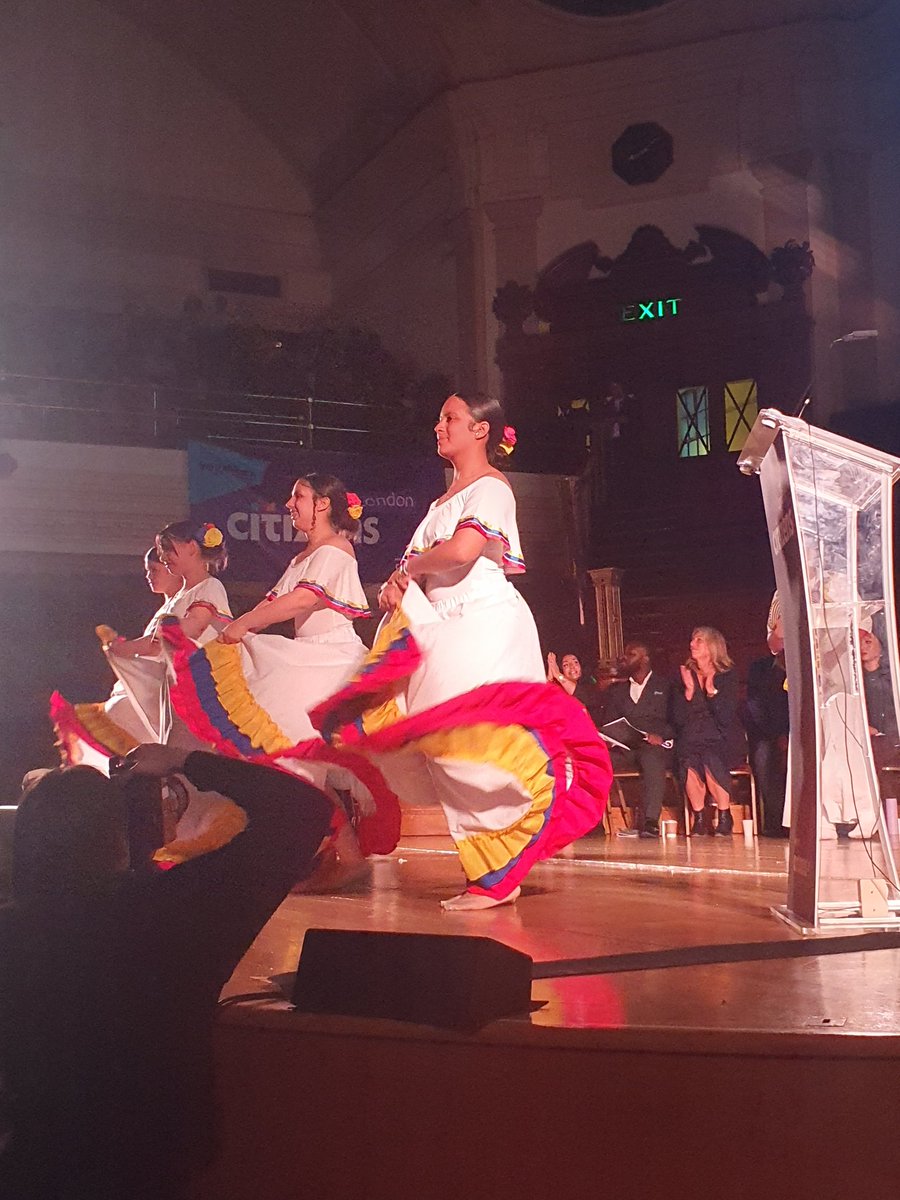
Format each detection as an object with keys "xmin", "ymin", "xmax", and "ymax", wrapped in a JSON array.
[
  {"xmin": 160, "ymin": 475, "xmax": 400, "ymax": 877},
  {"xmin": 142, "ymin": 521, "xmax": 230, "ymax": 646},
  {"xmin": 109, "ymin": 520, "xmax": 232, "ymax": 750},
  {"xmin": 52, "ymin": 526, "xmax": 231, "ymax": 764},
  {"xmin": 52, "ymin": 545, "xmax": 184, "ymax": 770},
  {"xmin": 311, "ymin": 392, "xmax": 612, "ymax": 909}
]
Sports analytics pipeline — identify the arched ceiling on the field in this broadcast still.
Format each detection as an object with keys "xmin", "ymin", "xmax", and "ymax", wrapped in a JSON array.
[
  {"xmin": 105, "ymin": 0, "xmax": 875, "ymax": 205},
  {"xmin": 106, "ymin": 0, "xmax": 462, "ymax": 205}
]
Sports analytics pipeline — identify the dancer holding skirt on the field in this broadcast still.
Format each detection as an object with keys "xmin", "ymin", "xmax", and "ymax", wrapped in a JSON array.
[
  {"xmin": 312, "ymin": 392, "xmax": 612, "ymax": 909},
  {"xmin": 159, "ymin": 475, "xmax": 401, "ymax": 865},
  {"xmin": 52, "ymin": 527, "xmax": 230, "ymax": 764}
]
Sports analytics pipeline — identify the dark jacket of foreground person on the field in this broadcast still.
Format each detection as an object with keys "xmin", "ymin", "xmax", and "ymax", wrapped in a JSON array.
[{"xmin": 0, "ymin": 751, "xmax": 332, "ymax": 1200}]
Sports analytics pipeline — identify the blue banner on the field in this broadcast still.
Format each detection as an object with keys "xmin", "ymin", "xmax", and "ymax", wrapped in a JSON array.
[{"xmin": 187, "ymin": 442, "xmax": 444, "ymax": 584}]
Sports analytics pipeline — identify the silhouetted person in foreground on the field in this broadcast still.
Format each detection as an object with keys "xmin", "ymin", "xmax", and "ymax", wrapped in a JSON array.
[{"xmin": 0, "ymin": 746, "xmax": 332, "ymax": 1200}]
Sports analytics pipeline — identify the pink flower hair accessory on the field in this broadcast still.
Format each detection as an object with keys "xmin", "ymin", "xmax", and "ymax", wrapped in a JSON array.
[
  {"xmin": 346, "ymin": 491, "xmax": 363, "ymax": 520},
  {"xmin": 498, "ymin": 425, "xmax": 518, "ymax": 456}
]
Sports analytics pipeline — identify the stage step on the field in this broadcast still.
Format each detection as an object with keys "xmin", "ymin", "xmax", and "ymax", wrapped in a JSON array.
[
  {"xmin": 401, "ymin": 801, "xmax": 754, "ymax": 840},
  {"xmin": 400, "ymin": 804, "xmax": 450, "ymax": 837}
]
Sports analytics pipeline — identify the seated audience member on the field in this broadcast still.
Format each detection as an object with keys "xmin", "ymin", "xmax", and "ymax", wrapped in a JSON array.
[
  {"xmin": 601, "ymin": 641, "xmax": 673, "ymax": 837},
  {"xmin": 861, "ymin": 625, "xmax": 900, "ymax": 775},
  {"xmin": 672, "ymin": 626, "xmax": 745, "ymax": 837},
  {"xmin": 743, "ymin": 648, "xmax": 789, "ymax": 837},
  {"xmin": 766, "ymin": 591, "xmax": 783, "ymax": 656},
  {"xmin": 547, "ymin": 651, "xmax": 603, "ymax": 725},
  {"xmin": 0, "ymin": 746, "xmax": 332, "ymax": 1200}
]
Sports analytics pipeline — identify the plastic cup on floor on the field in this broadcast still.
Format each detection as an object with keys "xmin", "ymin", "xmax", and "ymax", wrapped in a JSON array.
[
  {"xmin": 663, "ymin": 819, "xmax": 678, "ymax": 839},
  {"xmin": 742, "ymin": 818, "xmax": 754, "ymax": 844}
]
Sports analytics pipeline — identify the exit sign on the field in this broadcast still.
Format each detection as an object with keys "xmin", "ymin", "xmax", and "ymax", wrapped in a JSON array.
[{"xmin": 621, "ymin": 297, "xmax": 681, "ymax": 323}]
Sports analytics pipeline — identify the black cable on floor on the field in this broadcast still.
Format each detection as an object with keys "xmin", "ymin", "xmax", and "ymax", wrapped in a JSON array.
[{"xmin": 532, "ymin": 929, "xmax": 900, "ymax": 979}]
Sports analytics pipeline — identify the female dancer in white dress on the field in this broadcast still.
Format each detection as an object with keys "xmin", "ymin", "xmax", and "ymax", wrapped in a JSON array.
[
  {"xmin": 107, "ymin": 520, "xmax": 231, "ymax": 749},
  {"xmin": 51, "ymin": 546, "xmax": 185, "ymax": 769},
  {"xmin": 331, "ymin": 392, "xmax": 610, "ymax": 910},
  {"xmin": 159, "ymin": 476, "xmax": 396, "ymax": 878},
  {"xmin": 164, "ymin": 475, "xmax": 369, "ymax": 771},
  {"xmin": 380, "ymin": 395, "xmax": 539, "ymax": 709}
]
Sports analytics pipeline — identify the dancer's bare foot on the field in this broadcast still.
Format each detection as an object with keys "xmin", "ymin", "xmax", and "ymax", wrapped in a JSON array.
[
  {"xmin": 440, "ymin": 886, "xmax": 521, "ymax": 912},
  {"xmin": 292, "ymin": 825, "xmax": 370, "ymax": 894},
  {"xmin": 293, "ymin": 854, "xmax": 370, "ymax": 894}
]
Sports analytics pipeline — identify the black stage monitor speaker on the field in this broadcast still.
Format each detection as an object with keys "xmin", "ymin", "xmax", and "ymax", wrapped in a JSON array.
[{"xmin": 291, "ymin": 928, "xmax": 534, "ymax": 1032}]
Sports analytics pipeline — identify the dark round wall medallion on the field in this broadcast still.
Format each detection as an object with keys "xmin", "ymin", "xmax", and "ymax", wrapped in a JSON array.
[{"xmin": 611, "ymin": 122, "xmax": 674, "ymax": 185}]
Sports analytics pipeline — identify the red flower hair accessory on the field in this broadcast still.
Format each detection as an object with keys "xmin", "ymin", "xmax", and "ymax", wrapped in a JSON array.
[
  {"xmin": 498, "ymin": 425, "xmax": 518, "ymax": 456},
  {"xmin": 346, "ymin": 492, "xmax": 363, "ymax": 520}
]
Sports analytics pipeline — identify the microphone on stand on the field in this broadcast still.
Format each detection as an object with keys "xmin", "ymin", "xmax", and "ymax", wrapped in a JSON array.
[
  {"xmin": 830, "ymin": 330, "xmax": 878, "ymax": 346},
  {"xmin": 793, "ymin": 332, "xmax": 880, "ymax": 418}
]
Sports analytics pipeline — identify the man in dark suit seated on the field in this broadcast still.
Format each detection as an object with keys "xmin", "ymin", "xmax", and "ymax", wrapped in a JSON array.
[{"xmin": 602, "ymin": 641, "xmax": 673, "ymax": 837}]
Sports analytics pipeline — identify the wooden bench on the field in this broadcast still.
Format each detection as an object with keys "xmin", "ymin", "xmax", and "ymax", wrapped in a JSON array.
[{"xmin": 609, "ymin": 764, "xmax": 758, "ymax": 836}]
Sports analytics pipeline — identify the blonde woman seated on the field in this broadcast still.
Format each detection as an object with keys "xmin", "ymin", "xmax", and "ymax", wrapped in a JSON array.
[{"xmin": 672, "ymin": 626, "xmax": 744, "ymax": 836}]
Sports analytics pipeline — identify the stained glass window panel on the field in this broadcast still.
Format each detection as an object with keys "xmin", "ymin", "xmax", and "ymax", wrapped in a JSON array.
[
  {"xmin": 725, "ymin": 378, "xmax": 758, "ymax": 452},
  {"xmin": 677, "ymin": 386, "xmax": 709, "ymax": 458}
]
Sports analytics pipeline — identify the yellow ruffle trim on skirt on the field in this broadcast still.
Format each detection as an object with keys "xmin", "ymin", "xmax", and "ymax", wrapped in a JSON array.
[
  {"xmin": 73, "ymin": 703, "xmax": 140, "ymax": 757},
  {"xmin": 201, "ymin": 639, "xmax": 295, "ymax": 756}
]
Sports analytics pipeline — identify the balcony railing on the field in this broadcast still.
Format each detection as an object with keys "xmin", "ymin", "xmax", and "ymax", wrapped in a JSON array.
[{"xmin": 0, "ymin": 372, "xmax": 398, "ymax": 450}]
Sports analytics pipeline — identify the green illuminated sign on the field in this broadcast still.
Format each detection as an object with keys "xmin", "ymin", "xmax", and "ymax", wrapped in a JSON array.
[{"xmin": 621, "ymin": 297, "xmax": 681, "ymax": 323}]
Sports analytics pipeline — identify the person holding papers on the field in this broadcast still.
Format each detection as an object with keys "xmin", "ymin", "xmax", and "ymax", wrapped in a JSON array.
[{"xmin": 600, "ymin": 641, "xmax": 673, "ymax": 837}]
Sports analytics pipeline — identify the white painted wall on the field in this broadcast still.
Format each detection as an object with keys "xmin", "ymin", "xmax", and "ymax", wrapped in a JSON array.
[
  {"xmin": 325, "ymin": 0, "xmax": 898, "ymax": 413},
  {"xmin": 321, "ymin": 104, "xmax": 462, "ymax": 379},
  {"xmin": 461, "ymin": 6, "xmax": 897, "ymax": 416},
  {"xmin": 2, "ymin": 0, "xmax": 895, "ymax": 411},
  {"xmin": 0, "ymin": 439, "xmax": 186, "ymax": 557},
  {"xmin": 0, "ymin": 1, "xmax": 330, "ymax": 321}
]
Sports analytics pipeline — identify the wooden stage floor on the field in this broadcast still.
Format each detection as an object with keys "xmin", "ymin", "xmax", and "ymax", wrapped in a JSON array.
[
  {"xmin": 200, "ymin": 834, "xmax": 900, "ymax": 1200},
  {"xmin": 226, "ymin": 832, "xmax": 900, "ymax": 1039}
]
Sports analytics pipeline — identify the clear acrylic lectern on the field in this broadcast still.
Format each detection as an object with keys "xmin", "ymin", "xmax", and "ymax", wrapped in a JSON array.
[{"xmin": 739, "ymin": 409, "xmax": 900, "ymax": 932}]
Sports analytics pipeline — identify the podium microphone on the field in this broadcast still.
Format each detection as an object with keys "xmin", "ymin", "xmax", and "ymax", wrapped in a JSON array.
[{"xmin": 792, "ymin": 382, "xmax": 814, "ymax": 420}]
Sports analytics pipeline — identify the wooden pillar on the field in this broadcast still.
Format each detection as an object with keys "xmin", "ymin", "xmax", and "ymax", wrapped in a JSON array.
[{"xmin": 588, "ymin": 567, "xmax": 624, "ymax": 672}]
